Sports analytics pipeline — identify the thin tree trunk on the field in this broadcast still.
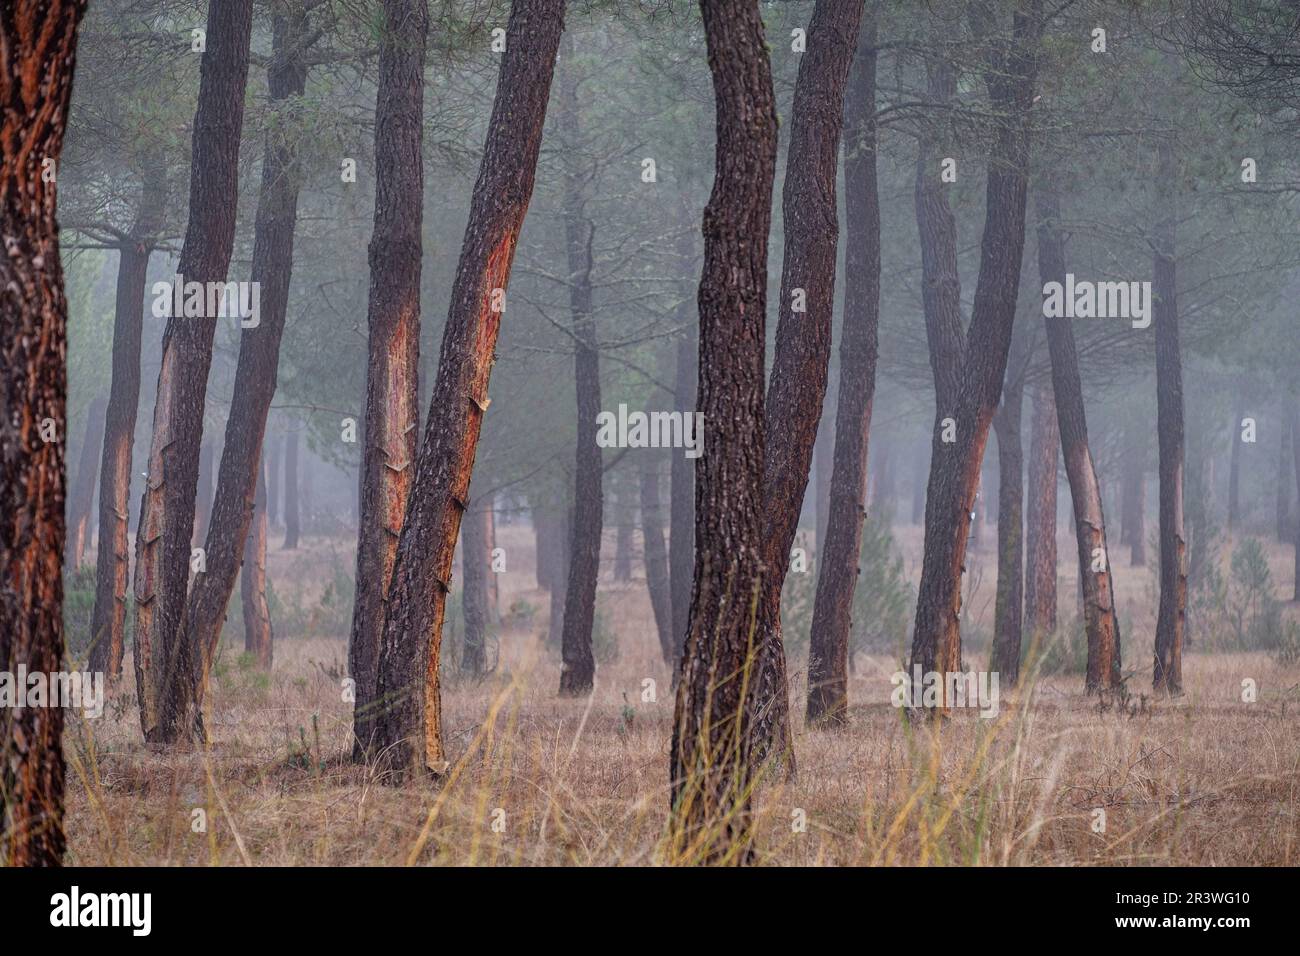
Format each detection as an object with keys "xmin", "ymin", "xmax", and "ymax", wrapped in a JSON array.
[
  {"xmin": 1023, "ymin": 381, "xmax": 1058, "ymax": 665},
  {"xmin": 241, "ymin": 459, "xmax": 272, "ymax": 669},
  {"xmin": 807, "ymin": 13, "xmax": 879, "ymax": 727},
  {"xmin": 370, "ymin": 0, "xmax": 564, "ymax": 777},
  {"xmin": 753, "ymin": 0, "xmax": 865, "ymax": 766},
  {"xmin": 0, "ymin": 0, "xmax": 86, "ymax": 867},
  {"xmin": 65, "ymin": 394, "xmax": 106, "ymax": 571},
  {"xmin": 558, "ymin": 41, "xmax": 600, "ymax": 696},
  {"xmin": 461, "ymin": 493, "xmax": 491, "ymax": 676},
  {"xmin": 282, "ymin": 428, "xmax": 300, "ymax": 549},
  {"xmin": 989, "ymin": 377, "xmax": 1024, "ymax": 683},
  {"xmin": 668, "ymin": 0, "xmax": 778, "ymax": 864},
  {"xmin": 1036, "ymin": 183, "xmax": 1123, "ymax": 693},
  {"xmin": 186, "ymin": 2, "xmax": 314, "ymax": 718},
  {"xmin": 132, "ymin": 0, "xmax": 254, "ymax": 745},
  {"xmin": 908, "ymin": 10, "xmax": 1042, "ymax": 716},
  {"xmin": 1152, "ymin": 142, "xmax": 1186, "ymax": 695},
  {"xmin": 641, "ymin": 443, "xmax": 674, "ymax": 667},
  {"xmin": 90, "ymin": 163, "xmax": 166, "ymax": 679}
]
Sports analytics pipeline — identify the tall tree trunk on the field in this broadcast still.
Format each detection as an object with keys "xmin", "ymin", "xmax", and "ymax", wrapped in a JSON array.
[
  {"xmin": 344, "ymin": 0, "xmax": 428, "ymax": 760},
  {"xmin": 370, "ymin": 0, "xmax": 564, "ymax": 777},
  {"xmin": 186, "ymin": 3, "xmax": 314, "ymax": 718},
  {"xmin": 814, "ymin": 373, "xmax": 835, "ymax": 552},
  {"xmin": 1036, "ymin": 183, "xmax": 1123, "ymax": 693},
  {"xmin": 807, "ymin": 13, "xmax": 880, "ymax": 727},
  {"xmin": 989, "ymin": 376, "xmax": 1024, "ymax": 683},
  {"xmin": 241, "ymin": 458, "xmax": 272, "ymax": 669},
  {"xmin": 1277, "ymin": 398, "xmax": 1291, "ymax": 543},
  {"xmin": 1120, "ymin": 416, "xmax": 1147, "ymax": 565},
  {"xmin": 65, "ymin": 393, "xmax": 106, "ymax": 571},
  {"xmin": 558, "ymin": 43, "xmax": 601, "ymax": 697},
  {"xmin": 1022, "ymin": 381, "xmax": 1058, "ymax": 666},
  {"xmin": 90, "ymin": 163, "xmax": 166, "ymax": 679},
  {"xmin": 282, "ymin": 428, "xmax": 300, "ymax": 549},
  {"xmin": 641, "ymin": 444, "xmax": 674, "ymax": 667},
  {"xmin": 1152, "ymin": 142, "xmax": 1186, "ymax": 695},
  {"xmin": 753, "ymin": 0, "xmax": 865, "ymax": 765},
  {"xmin": 132, "ymin": 0, "xmax": 254, "ymax": 745},
  {"xmin": 668, "ymin": 0, "xmax": 778, "ymax": 864},
  {"xmin": 0, "ymin": 0, "xmax": 86, "ymax": 867},
  {"xmin": 461, "ymin": 493, "xmax": 491, "ymax": 676},
  {"xmin": 908, "ymin": 9, "xmax": 1042, "ymax": 716}
]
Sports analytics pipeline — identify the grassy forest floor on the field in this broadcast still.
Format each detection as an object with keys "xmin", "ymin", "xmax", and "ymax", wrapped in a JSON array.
[{"xmin": 63, "ymin": 522, "xmax": 1300, "ymax": 865}]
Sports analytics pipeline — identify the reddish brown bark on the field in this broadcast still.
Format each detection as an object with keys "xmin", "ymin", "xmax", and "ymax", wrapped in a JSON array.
[
  {"xmin": 65, "ymin": 393, "xmax": 105, "ymax": 571},
  {"xmin": 369, "ymin": 0, "xmax": 564, "ymax": 777},
  {"xmin": 0, "ymin": 0, "xmax": 87, "ymax": 867},
  {"xmin": 132, "ymin": 0, "xmax": 254, "ymax": 745},
  {"xmin": 348, "ymin": 0, "xmax": 428, "ymax": 759},
  {"xmin": 187, "ymin": 2, "xmax": 314, "ymax": 715},
  {"xmin": 807, "ymin": 13, "xmax": 879, "ymax": 727},
  {"xmin": 1022, "ymin": 381, "xmax": 1058, "ymax": 664},
  {"xmin": 88, "ymin": 162, "xmax": 165, "ymax": 679}
]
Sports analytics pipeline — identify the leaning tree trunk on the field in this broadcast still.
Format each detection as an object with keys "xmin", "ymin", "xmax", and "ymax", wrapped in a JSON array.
[
  {"xmin": 1152, "ymin": 142, "xmax": 1186, "ymax": 695},
  {"xmin": 0, "ymin": 0, "xmax": 87, "ymax": 867},
  {"xmin": 461, "ymin": 492, "xmax": 491, "ymax": 676},
  {"xmin": 640, "ymin": 443, "xmax": 674, "ymax": 667},
  {"xmin": 65, "ymin": 393, "xmax": 106, "ymax": 571},
  {"xmin": 1036, "ymin": 183, "xmax": 1123, "ymax": 693},
  {"xmin": 370, "ymin": 0, "xmax": 565, "ymax": 778},
  {"xmin": 282, "ymin": 427, "xmax": 300, "ymax": 549},
  {"xmin": 668, "ymin": 0, "xmax": 778, "ymax": 865},
  {"xmin": 132, "ymin": 0, "xmax": 254, "ymax": 745},
  {"xmin": 1022, "ymin": 380, "xmax": 1058, "ymax": 669},
  {"xmin": 558, "ymin": 44, "xmax": 601, "ymax": 697},
  {"xmin": 807, "ymin": 14, "xmax": 879, "ymax": 727},
  {"xmin": 90, "ymin": 162, "xmax": 166, "ymax": 678},
  {"xmin": 186, "ymin": 2, "xmax": 314, "ymax": 719},
  {"xmin": 752, "ymin": 0, "xmax": 865, "ymax": 765},
  {"xmin": 348, "ymin": 0, "xmax": 427, "ymax": 759},
  {"xmin": 240, "ymin": 459, "xmax": 272, "ymax": 669},
  {"xmin": 908, "ymin": 10, "xmax": 1042, "ymax": 716},
  {"xmin": 989, "ymin": 375, "xmax": 1025, "ymax": 683}
]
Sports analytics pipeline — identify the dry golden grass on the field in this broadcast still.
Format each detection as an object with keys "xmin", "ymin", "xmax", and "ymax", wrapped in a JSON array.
[{"xmin": 62, "ymin": 524, "xmax": 1300, "ymax": 866}]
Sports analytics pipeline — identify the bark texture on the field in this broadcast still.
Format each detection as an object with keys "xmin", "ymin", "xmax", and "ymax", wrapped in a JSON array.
[
  {"xmin": 370, "ymin": 0, "xmax": 564, "ymax": 777},
  {"xmin": 240, "ymin": 459, "xmax": 272, "ymax": 669},
  {"xmin": 0, "ymin": 0, "xmax": 87, "ymax": 866},
  {"xmin": 1022, "ymin": 381, "xmax": 1058, "ymax": 667},
  {"xmin": 807, "ymin": 13, "xmax": 879, "ymax": 727},
  {"xmin": 668, "ymin": 0, "xmax": 778, "ymax": 864}
]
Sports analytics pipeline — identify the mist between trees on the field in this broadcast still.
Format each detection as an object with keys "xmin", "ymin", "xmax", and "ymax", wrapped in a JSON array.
[{"xmin": 3, "ymin": 0, "xmax": 1300, "ymax": 866}]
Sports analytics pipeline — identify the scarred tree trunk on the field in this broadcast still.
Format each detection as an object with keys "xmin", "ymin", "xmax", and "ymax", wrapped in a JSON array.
[
  {"xmin": 1152, "ymin": 142, "xmax": 1186, "ymax": 695},
  {"xmin": 461, "ymin": 492, "xmax": 491, "ymax": 676},
  {"xmin": 668, "ymin": 0, "xmax": 778, "ymax": 864},
  {"xmin": 1023, "ymin": 381, "xmax": 1058, "ymax": 664},
  {"xmin": 370, "ymin": 0, "xmax": 564, "ymax": 777},
  {"xmin": 1036, "ymin": 183, "xmax": 1123, "ymax": 692},
  {"xmin": 187, "ymin": 2, "xmax": 314, "ymax": 718},
  {"xmin": 89, "ymin": 163, "xmax": 166, "ymax": 678},
  {"xmin": 0, "ymin": 0, "xmax": 86, "ymax": 867},
  {"xmin": 989, "ymin": 375, "xmax": 1024, "ymax": 683},
  {"xmin": 282, "ymin": 428, "xmax": 300, "ymax": 549},
  {"xmin": 348, "ymin": 0, "xmax": 427, "ymax": 759},
  {"xmin": 558, "ymin": 45, "xmax": 600, "ymax": 697},
  {"xmin": 641, "ymin": 443, "xmax": 674, "ymax": 666},
  {"xmin": 908, "ymin": 8, "xmax": 1042, "ymax": 715},
  {"xmin": 807, "ymin": 14, "xmax": 879, "ymax": 727},
  {"xmin": 65, "ymin": 393, "xmax": 105, "ymax": 571},
  {"xmin": 753, "ymin": 0, "xmax": 865, "ymax": 764},
  {"xmin": 241, "ymin": 459, "xmax": 272, "ymax": 669},
  {"xmin": 132, "ymin": 0, "xmax": 254, "ymax": 745}
]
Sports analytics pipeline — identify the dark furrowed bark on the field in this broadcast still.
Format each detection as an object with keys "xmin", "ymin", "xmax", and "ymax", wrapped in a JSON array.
[
  {"xmin": 187, "ymin": 3, "xmax": 315, "ymax": 721},
  {"xmin": 132, "ymin": 0, "xmax": 255, "ymax": 745},
  {"xmin": 348, "ymin": 0, "xmax": 427, "ymax": 760},
  {"xmin": 752, "ymin": 0, "xmax": 865, "ymax": 766},
  {"xmin": 0, "ymin": 0, "xmax": 88, "ymax": 866},
  {"xmin": 807, "ymin": 12, "xmax": 880, "ymax": 728},
  {"xmin": 668, "ymin": 0, "xmax": 778, "ymax": 865},
  {"xmin": 89, "ymin": 163, "xmax": 167, "ymax": 679},
  {"xmin": 370, "ymin": 0, "xmax": 565, "ymax": 778}
]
